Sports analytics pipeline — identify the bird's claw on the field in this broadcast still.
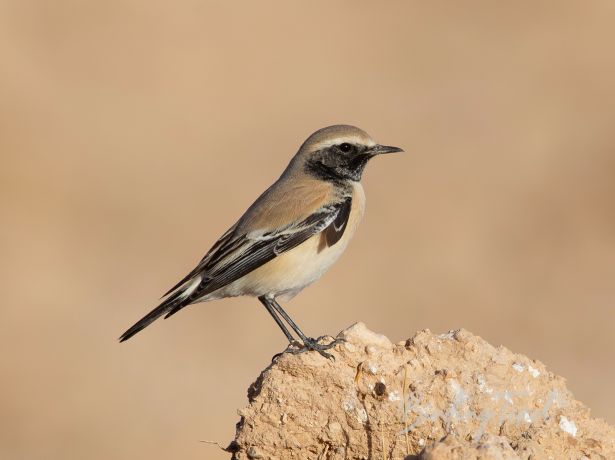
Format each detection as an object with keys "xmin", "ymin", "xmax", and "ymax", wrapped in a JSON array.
[
  {"xmin": 270, "ymin": 336, "xmax": 345, "ymax": 362},
  {"xmin": 286, "ymin": 336, "xmax": 346, "ymax": 360}
]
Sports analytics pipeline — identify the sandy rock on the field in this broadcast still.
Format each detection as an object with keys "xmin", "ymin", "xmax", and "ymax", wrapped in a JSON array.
[
  {"xmin": 339, "ymin": 322, "xmax": 393, "ymax": 349},
  {"xmin": 231, "ymin": 326, "xmax": 615, "ymax": 459},
  {"xmin": 419, "ymin": 434, "xmax": 520, "ymax": 459}
]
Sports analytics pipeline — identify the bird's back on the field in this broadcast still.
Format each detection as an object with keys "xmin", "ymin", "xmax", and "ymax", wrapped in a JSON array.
[{"xmin": 234, "ymin": 174, "xmax": 336, "ymax": 236}]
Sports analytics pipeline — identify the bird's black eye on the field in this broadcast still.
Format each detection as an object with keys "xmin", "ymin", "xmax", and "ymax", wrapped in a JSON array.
[{"xmin": 339, "ymin": 143, "xmax": 353, "ymax": 153}]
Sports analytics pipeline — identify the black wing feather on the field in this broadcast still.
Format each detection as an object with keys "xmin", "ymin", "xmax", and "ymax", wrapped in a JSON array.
[
  {"xmin": 160, "ymin": 227, "xmax": 236, "ymax": 297},
  {"xmin": 324, "ymin": 197, "xmax": 352, "ymax": 247}
]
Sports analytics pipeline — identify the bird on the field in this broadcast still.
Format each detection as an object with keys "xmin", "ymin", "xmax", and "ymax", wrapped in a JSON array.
[{"xmin": 119, "ymin": 125, "xmax": 402, "ymax": 358}]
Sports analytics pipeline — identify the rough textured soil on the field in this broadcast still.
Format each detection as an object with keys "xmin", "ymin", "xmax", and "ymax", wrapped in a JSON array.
[{"xmin": 230, "ymin": 323, "xmax": 615, "ymax": 459}]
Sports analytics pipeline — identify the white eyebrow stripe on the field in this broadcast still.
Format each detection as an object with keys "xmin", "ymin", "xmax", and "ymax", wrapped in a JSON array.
[{"xmin": 311, "ymin": 136, "xmax": 377, "ymax": 151}]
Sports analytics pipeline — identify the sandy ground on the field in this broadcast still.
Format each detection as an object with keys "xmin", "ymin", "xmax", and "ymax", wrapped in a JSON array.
[
  {"xmin": 233, "ymin": 323, "xmax": 615, "ymax": 459},
  {"xmin": 1, "ymin": 2, "xmax": 614, "ymax": 459}
]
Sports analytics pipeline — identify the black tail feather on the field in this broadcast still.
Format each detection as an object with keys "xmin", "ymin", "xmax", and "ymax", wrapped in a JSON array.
[
  {"xmin": 162, "ymin": 278, "xmax": 209, "ymax": 320},
  {"xmin": 119, "ymin": 291, "xmax": 186, "ymax": 342}
]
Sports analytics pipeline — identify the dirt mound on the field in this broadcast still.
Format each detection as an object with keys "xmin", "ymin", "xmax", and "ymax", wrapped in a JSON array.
[{"xmin": 231, "ymin": 323, "xmax": 614, "ymax": 459}]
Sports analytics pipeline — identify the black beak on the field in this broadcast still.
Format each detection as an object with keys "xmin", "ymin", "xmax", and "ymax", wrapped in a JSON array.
[{"xmin": 369, "ymin": 144, "xmax": 404, "ymax": 155}]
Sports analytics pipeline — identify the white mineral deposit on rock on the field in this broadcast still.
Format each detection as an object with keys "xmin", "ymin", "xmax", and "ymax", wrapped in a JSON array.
[
  {"xmin": 528, "ymin": 364, "xmax": 541, "ymax": 378},
  {"xmin": 559, "ymin": 415, "xmax": 578, "ymax": 437},
  {"xmin": 512, "ymin": 363, "xmax": 525, "ymax": 372}
]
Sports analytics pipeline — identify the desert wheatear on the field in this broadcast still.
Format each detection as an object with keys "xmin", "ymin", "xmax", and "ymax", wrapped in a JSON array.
[{"xmin": 120, "ymin": 125, "xmax": 402, "ymax": 358}]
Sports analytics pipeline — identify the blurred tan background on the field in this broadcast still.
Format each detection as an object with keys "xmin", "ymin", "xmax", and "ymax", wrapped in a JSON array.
[{"xmin": 1, "ymin": 1, "xmax": 614, "ymax": 459}]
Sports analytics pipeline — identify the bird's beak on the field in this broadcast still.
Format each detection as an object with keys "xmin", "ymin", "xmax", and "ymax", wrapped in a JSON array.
[{"xmin": 368, "ymin": 144, "xmax": 404, "ymax": 155}]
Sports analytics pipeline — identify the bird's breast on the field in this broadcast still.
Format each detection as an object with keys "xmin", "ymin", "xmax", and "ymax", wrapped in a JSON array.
[{"xmin": 268, "ymin": 182, "xmax": 365, "ymax": 299}]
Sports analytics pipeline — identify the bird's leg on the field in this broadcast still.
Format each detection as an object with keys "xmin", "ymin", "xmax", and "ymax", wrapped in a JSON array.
[
  {"xmin": 270, "ymin": 298, "xmax": 344, "ymax": 360},
  {"xmin": 258, "ymin": 296, "xmax": 296, "ymax": 344}
]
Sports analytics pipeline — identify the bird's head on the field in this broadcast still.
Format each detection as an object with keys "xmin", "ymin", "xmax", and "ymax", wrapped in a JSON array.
[{"xmin": 295, "ymin": 125, "xmax": 403, "ymax": 182}]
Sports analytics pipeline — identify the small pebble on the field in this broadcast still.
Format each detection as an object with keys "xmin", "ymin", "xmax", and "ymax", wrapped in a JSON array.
[
  {"xmin": 247, "ymin": 446, "xmax": 263, "ymax": 459},
  {"xmin": 365, "ymin": 344, "xmax": 377, "ymax": 355}
]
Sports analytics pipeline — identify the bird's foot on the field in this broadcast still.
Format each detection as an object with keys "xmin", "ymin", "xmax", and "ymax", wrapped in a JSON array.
[{"xmin": 286, "ymin": 335, "xmax": 346, "ymax": 360}]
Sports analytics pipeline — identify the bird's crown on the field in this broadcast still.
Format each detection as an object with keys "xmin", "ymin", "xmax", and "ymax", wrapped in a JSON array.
[{"xmin": 299, "ymin": 125, "xmax": 376, "ymax": 154}]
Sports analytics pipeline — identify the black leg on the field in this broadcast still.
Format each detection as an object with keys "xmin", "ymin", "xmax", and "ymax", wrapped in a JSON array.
[
  {"xmin": 258, "ymin": 296, "xmax": 296, "ymax": 343},
  {"xmin": 269, "ymin": 298, "xmax": 310, "ymax": 342}
]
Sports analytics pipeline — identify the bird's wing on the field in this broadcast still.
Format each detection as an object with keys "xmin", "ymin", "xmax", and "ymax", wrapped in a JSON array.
[
  {"xmin": 178, "ymin": 196, "xmax": 353, "ymax": 302},
  {"xmin": 164, "ymin": 177, "xmax": 340, "ymax": 299},
  {"xmin": 119, "ymin": 196, "xmax": 352, "ymax": 342}
]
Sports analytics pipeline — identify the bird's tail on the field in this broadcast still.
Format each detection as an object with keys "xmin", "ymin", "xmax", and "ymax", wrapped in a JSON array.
[{"xmin": 119, "ymin": 275, "xmax": 202, "ymax": 342}]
